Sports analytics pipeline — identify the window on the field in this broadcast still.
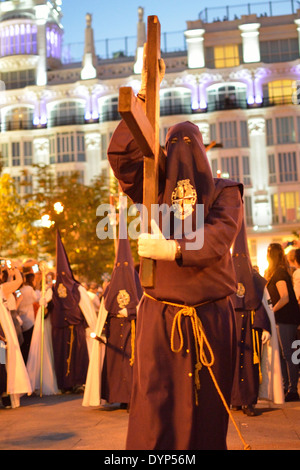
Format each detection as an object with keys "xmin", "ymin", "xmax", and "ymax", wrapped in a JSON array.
[
  {"xmin": 12, "ymin": 142, "xmax": 20, "ymax": 166},
  {"xmin": 0, "ymin": 69, "xmax": 35, "ymax": 90},
  {"xmin": 263, "ymin": 80, "xmax": 295, "ymax": 105},
  {"xmin": 160, "ymin": 89, "xmax": 191, "ymax": 115},
  {"xmin": 242, "ymin": 156, "xmax": 251, "ymax": 186},
  {"xmin": 2, "ymin": 106, "xmax": 34, "ymax": 131},
  {"xmin": 271, "ymin": 193, "xmax": 279, "ymax": 224},
  {"xmin": 23, "ymin": 141, "xmax": 33, "ymax": 166},
  {"xmin": 51, "ymin": 132, "xmax": 86, "ymax": 164},
  {"xmin": 49, "ymin": 135, "xmax": 55, "ymax": 164},
  {"xmin": 221, "ymin": 156, "xmax": 240, "ymax": 181},
  {"xmin": 240, "ymin": 121, "xmax": 249, "ymax": 147},
  {"xmin": 101, "ymin": 134, "xmax": 108, "ymax": 161},
  {"xmin": 57, "ymin": 133, "xmax": 75, "ymax": 163},
  {"xmin": 280, "ymin": 191, "xmax": 300, "ymax": 223},
  {"xmin": 244, "ymin": 196, "xmax": 253, "ymax": 226},
  {"xmin": 0, "ymin": 23, "xmax": 38, "ymax": 57},
  {"xmin": 214, "ymin": 44, "xmax": 240, "ymax": 68},
  {"xmin": 266, "ymin": 119, "xmax": 274, "ymax": 146},
  {"xmin": 268, "ymin": 154, "xmax": 276, "ymax": 184},
  {"xmin": 210, "ymin": 123, "xmax": 217, "ymax": 143},
  {"xmin": 219, "ymin": 121, "xmax": 238, "ymax": 148},
  {"xmin": 0, "ymin": 143, "xmax": 9, "ymax": 167},
  {"xmin": 210, "ymin": 158, "xmax": 218, "ymax": 178},
  {"xmin": 77, "ymin": 132, "xmax": 85, "ymax": 162},
  {"xmin": 260, "ymin": 39, "xmax": 298, "ymax": 63},
  {"xmin": 99, "ymin": 96, "xmax": 119, "ymax": 122},
  {"xmin": 276, "ymin": 116, "xmax": 295, "ymax": 144},
  {"xmin": 278, "ymin": 151, "xmax": 298, "ymax": 182},
  {"xmin": 22, "ymin": 173, "xmax": 33, "ymax": 196},
  {"xmin": 49, "ymin": 101, "xmax": 85, "ymax": 127},
  {"xmin": 207, "ymin": 83, "xmax": 247, "ymax": 111}
]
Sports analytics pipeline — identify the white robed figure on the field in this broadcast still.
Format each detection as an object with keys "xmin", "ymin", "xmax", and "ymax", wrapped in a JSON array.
[
  {"xmin": 0, "ymin": 280, "xmax": 32, "ymax": 408},
  {"xmin": 82, "ymin": 297, "xmax": 108, "ymax": 407},
  {"xmin": 259, "ymin": 288, "xmax": 285, "ymax": 405},
  {"xmin": 26, "ymin": 286, "xmax": 58, "ymax": 396},
  {"xmin": 27, "ymin": 284, "xmax": 97, "ymax": 395}
]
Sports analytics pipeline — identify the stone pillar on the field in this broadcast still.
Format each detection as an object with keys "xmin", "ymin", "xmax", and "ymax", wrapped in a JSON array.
[
  {"xmin": 134, "ymin": 7, "xmax": 146, "ymax": 74},
  {"xmin": 294, "ymin": 16, "xmax": 300, "ymax": 56},
  {"xmin": 248, "ymin": 117, "xmax": 272, "ymax": 228},
  {"xmin": 35, "ymin": 5, "xmax": 48, "ymax": 86},
  {"xmin": 239, "ymin": 20, "xmax": 261, "ymax": 63},
  {"xmin": 81, "ymin": 13, "xmax": 97, "ymax": 80},
  {"xmin": 184, "ymin": 27, "xmax": 205, "ymax": 69}
]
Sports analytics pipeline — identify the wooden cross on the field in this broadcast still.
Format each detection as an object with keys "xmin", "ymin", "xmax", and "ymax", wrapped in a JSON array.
[{"xmin": 118, "ymin": 16, "xmax": 164, "ymax": 288}]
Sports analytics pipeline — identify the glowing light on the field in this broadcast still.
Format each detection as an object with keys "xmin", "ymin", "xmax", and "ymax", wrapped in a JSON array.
[
  {"xmin": 40, "ymin": 215, "xmax": 54, "ymax": 228},
  {"xmin": 54, "ymin": 202, "xmax": 64, "ymax": 214}
]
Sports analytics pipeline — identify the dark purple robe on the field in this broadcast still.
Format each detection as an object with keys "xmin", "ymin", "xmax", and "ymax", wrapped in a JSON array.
[
  {"xmin": 101, "ymin": 208, "xmax": 141, "ymax": 404},
  {"xmin": 108, "ymin": 120, "xmax": 243, "ymax": 450},
  {"xmin": 51, "ymin": 231, "xmax": 89, "ymax": 391},
  {"xmin": 230, "ymin": 221, "xmax": 271, "ymax": 407}
]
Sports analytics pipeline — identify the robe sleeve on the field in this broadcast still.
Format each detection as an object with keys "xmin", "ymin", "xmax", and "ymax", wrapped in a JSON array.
[{"xmin": 178, "ymin": 186, "xmax": 243, "ymax": 268}]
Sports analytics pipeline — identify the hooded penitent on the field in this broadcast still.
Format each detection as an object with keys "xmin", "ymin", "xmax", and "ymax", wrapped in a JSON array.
[
  {"xmin": 231, "ymin": 218, "xmax": 266, "ymax": 313},
  {"xmin": 52, "ymin": 231, "xmax": 81, "ymax": 327},
  {"xmin": 107, "ymin": 118, "xmax": 244, "ymax": 450},
  {"xmin": 231, "ymin": 218, "xmax": 271, "ymax": 408},
  {"xmin": 103, "ymin": 204, "xmax": 142, "ymax": 318},
  {"xmin": 102, "ymin": 204, "xmax": 142, "ymax": 404},
  {"xmin": 51, "ymin": 231, "xmax": 89, "ymax": 390},
  {"xmin": 163, "ymin": 121, "xmax": 215, "ymax": 220}
]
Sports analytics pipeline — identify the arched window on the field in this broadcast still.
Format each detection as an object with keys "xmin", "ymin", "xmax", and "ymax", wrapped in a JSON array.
[
  {"xmin": 206, "ymin": 83, "xmax": 247, "ymax": 111},
  {"xmin": 2, "ymin": 106, "xmax": 34, "ymax": 131},
  {"xmin": 160, "ymin": 89, "xmax": 191, "ymax": 116},
  {"xmin": 99, "ymin": 96, "xmax": 120, "ymax": 122},
  {"xmin": 48, "ymin": 101, "xmax": 85, "ymax": 127}
]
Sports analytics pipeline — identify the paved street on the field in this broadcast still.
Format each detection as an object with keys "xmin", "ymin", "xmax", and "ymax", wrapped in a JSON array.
[{"xmin": 0, "ymin": 392, "xmax": 300, "ymax": 451}]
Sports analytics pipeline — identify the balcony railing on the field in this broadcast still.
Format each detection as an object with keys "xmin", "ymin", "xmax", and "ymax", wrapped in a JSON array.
[{"xmin": 1, "ymin": 93, "xmax": 298, "ymax": 133}]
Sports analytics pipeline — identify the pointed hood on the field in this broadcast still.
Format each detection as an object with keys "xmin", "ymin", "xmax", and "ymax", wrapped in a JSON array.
[
  {"xmin": 163, "ymin": 121, "xmax": 216, "ymax": 220},
  {"xmin": 104, "ymin": 204, "xmax": 142, "ymax": 318},
  {"xmin": 52, "ymin": 231, "xmax": 81, "ymax": 324}
]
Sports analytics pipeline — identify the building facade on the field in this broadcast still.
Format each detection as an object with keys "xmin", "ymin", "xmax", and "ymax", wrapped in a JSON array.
[{"xmin": 0, "ymin": 0, "xmax": 300, "ymax": 273}]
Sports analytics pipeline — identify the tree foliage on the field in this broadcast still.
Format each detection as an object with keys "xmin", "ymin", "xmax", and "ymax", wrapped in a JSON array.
[{"xmin": 0, "ymin": 165, "xmax": 137, "ymax": 283}]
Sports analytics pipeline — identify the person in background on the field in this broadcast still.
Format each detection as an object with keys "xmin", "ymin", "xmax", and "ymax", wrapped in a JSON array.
[
  {"xmin": 286, "ymin": 249, "xmax": 297, "ymax": 275},
  {"xmin": 87, "ymin": 282, "xmax": 101, "ymax": 315},
  {"xmin": 18, "ymin": 273, "xmax": 38, "ymax": 363},
  {"xmin": 265, "ymin": 243, "xmax": 300, "ymax": 402},
  {"xmin": 230, "ymin": 220, "xmax": 271, "ymax": 416},
  {"xmin": 0, "ymin": 261, "xmax": 32, "ymax": 408},
  {"xmin": 292, "ymin": 249, "xmax": 300, "ymax": 305}
]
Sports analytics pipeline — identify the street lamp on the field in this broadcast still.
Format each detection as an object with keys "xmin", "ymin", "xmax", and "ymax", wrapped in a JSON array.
[
  {"xmin": 40, "ymin": 214, "xmax": 54, "ymax": 228},
  {"xmin": 54, "ymin": 201, "xmax": 64, "ymax": 214}
]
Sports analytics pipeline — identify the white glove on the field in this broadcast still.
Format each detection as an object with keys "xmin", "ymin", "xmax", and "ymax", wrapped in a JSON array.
[
  {"xmin": 261, "ymin": 330, "xmax": 271, "ymax": 344},
  {"xmin": 138, "ymin": 44, "xmax": 166, "ymax": 99},
  {"xmin": 118, "ymin": 308, "xmax": 128, "ymax": 317},
  {"xmin": 138, "ymin": 220, "xmax": 177, "ymax": 261}
]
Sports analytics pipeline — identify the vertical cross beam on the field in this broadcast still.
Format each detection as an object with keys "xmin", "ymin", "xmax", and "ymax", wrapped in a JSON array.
[
  {"xmin": 118, "ymin": 16, "xmax": 161, "ymax": 288},
  {"xmin": 141, "ymin": 16, "xmax": 161, "ymax": 288}
]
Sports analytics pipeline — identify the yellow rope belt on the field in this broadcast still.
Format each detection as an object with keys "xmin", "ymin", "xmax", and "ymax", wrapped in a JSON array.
[
  {"xmin": 144, "ymin": 293, "xmax": 251, "ymax": 451},
  {"xmin": 66, "ymin": 325, "xmax": 74, "ymax": 377},
  {"xmin": 251, "ymin": 310, "xmax": 262, "ymax": 384},
  {"xmin": 130, "ymin": 319, "xmax": 135, "ymax": 367}
]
